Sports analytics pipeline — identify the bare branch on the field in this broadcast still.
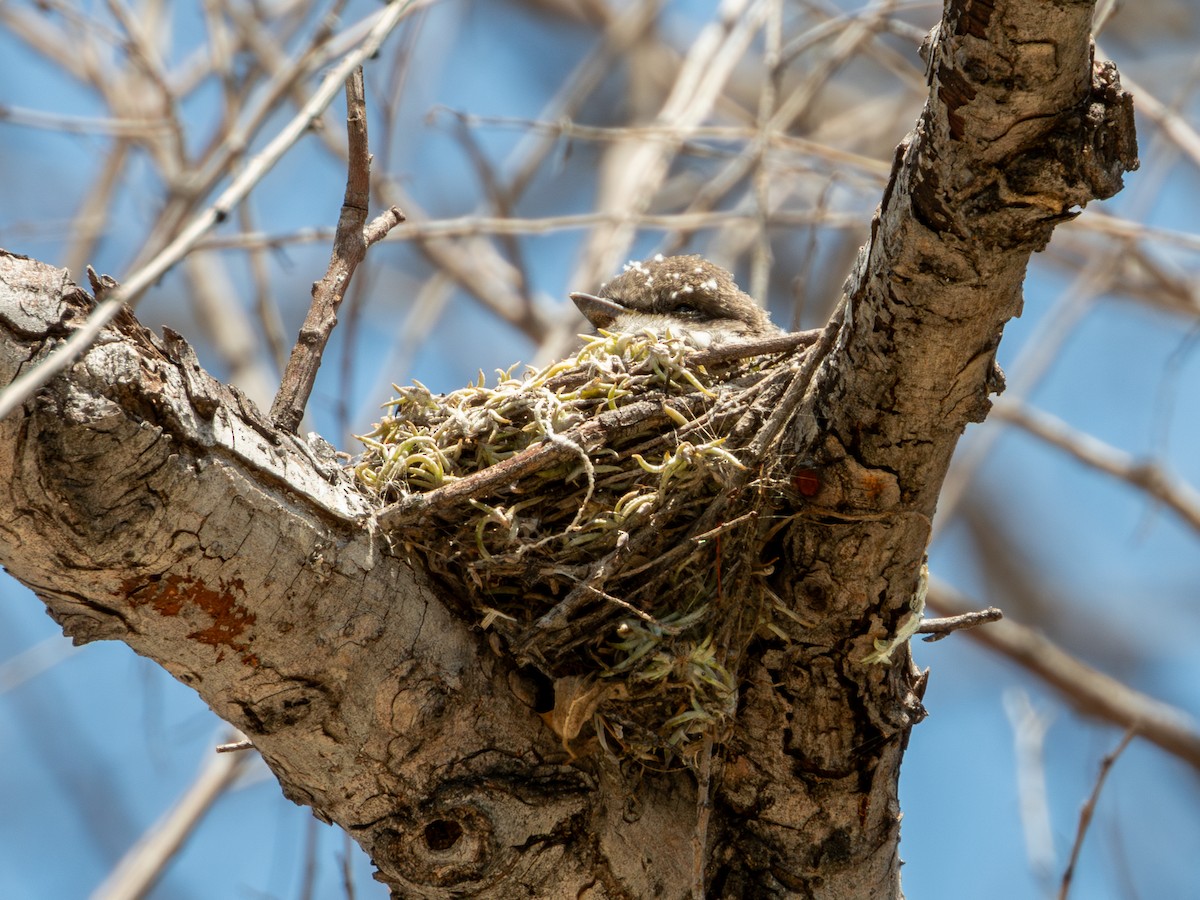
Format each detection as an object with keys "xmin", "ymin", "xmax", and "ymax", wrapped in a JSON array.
[
  {"xmin": 92, "ymin": 730, "xmax": 252, "ymax": 900},
  {"xmin": 0, "ymin": 1, "xmax": 419, "ymax": 422},
  {"xmin": 994, "ymin": 400, "xmax": 1200, "ymax": 534},
  {"xmin": 270, "ymin": 68, "xmax": 405, "ymax": 433},
  {"xmin": 917, "ymin": 606, "xmax": 1003, "ymax": 642},
  {"xmin": 929, "ymin": 579, "xmax": 1200, "ymax": 770},
  {"xmin": 1058, "ymin": 729, "xmax": 1137, "ymax": 900},
  {"xmin": 195, "ymin": 209, "xmax": 868, "ymax": 251}
]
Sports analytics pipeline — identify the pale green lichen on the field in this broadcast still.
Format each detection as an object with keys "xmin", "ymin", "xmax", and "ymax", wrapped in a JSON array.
[{"xmin": 862, "ymin": 563, "xmax": 928, "ymax": 665}]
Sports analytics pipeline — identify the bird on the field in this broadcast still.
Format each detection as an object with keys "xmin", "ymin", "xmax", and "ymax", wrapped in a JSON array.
[{"xmin": 570, "ymin": 254, "xmax": 778, "ymax": 347}]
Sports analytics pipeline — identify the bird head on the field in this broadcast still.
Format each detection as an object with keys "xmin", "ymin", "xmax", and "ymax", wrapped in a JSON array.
[{"xmin": 570, "ymin": 254, "xmax": 777, "ymax": 346}]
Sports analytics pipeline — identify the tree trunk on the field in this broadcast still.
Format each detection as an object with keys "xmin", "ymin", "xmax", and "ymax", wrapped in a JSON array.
[{"xmin": 0, "ymin": 2, "xmax": 1135, "ymax": 897}]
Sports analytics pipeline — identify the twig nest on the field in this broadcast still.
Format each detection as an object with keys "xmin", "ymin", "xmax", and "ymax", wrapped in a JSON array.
[{"xmin": 355, "ymin": 327, "xmax": 803, "ymax": 767}]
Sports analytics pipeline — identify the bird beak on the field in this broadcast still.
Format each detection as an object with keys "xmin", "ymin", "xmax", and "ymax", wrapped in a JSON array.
[{"xmin": 570, "ymin": 292, "xmax": 626, "ymax": 329}]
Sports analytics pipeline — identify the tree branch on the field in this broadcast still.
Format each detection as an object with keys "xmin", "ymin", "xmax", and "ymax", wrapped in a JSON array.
[
  {"xmin": 930, "ymin": 579, "xmax": 1200, "ymax": 770},
  {"xmin": 994, "ymin": 399, "xmax": 1200, "ymax": 533},
  {"xmin": 0, "ymin": 251, "xmax": 575, "ymax": 895},
  {"xmin": 270, "ymin": 67, "xmax": 405, "ymax": 434},
  {"xmin": 717, "ymin": 1, "xmax": 1137, "ymax": 891},
  {"xmin": 0, "ymin": 1, "xmax": 417, "ymax": 422}
]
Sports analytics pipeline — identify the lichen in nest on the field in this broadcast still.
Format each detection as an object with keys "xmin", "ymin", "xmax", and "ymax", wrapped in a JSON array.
[{"xmin": 354, "ymin": 327, "xmax": 804, "ymax": 768}]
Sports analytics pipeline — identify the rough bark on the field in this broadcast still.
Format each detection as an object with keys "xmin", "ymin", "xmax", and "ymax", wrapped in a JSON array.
[
  {"xmin": 0, "ymin": 1, "xmax": 1135, "ymax": 897},
  {"xmin": 674, "ymin": 3, "xmax": 1136, "ymax": 894}
]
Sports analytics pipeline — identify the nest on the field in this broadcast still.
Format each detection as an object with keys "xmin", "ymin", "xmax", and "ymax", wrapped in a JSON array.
[{"xmin": 354, "ymin": 327, "xmax": 811, "ymax": 767}]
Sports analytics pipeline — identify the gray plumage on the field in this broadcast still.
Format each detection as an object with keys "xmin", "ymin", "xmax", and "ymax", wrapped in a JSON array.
[{"xmin": 571, "ymin": 254, "xmax": 777, "ymax": 346}]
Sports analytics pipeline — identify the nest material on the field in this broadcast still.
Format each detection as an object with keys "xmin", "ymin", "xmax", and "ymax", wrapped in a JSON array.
[{"xmin": 355, "ymin": 328, "xmax": 806, "ymax": 767}]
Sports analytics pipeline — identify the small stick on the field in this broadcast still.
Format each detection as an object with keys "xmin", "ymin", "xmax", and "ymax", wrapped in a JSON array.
[
  {"xmin": 1058, "ymin": 728, "xmax": 1137, "ymax": 900},
  {"xmin": 270, "ymin": 68, "xmax": 405, "ymax": 433},
  {"xmin": 743, "ymin": 307, "xmax": 844, "ymax": 466},
  {"xmin": 376, "ymin": 398, "xmax": 672, "ymax": 530},
  {"xmin": 917, "ymin": 607, "xmax": 1004, "ymax": 642},
  {"xmin": 215, "ymin": 738, "xmax": 255, "ymax": 754},
  {"xmin": 688, "ymin": 328, "xmax": 821, "ymax": 367},
  {"xmin": 0, "ymin": 4, "xmax": 413, "ymax": 423}
]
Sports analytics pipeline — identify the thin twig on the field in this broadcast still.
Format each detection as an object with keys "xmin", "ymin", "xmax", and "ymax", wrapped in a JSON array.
[
  {"xmin": 917, "ymin": 606, "xmax": 1003, "ymax": 642},
  {"xmin": 338, "ymin": 14, "xmax": 429, "ymax": 439},
  {"xmin": 91, "ymin": 729, "xmax": 252, "ymax": 900},
  {"xmin": 424, "ymin": 110, "xmax": 891, "ymax": 179},
  {"xmin": 1058, "ymin": 728, "xmax": 1137, "ymax": 900},
  {"xmin": 0, "ymin": 1, "xmax": 418, "ymax": 423},
  {"xmin": 270, "ymin": 67, "xmax": 405, "ymax": 433},
  {"xmin": 929, "ymin": 578, "xmax": 1200, "ymax": 770},
  {"xmin": 688, "ymin": 328, "xmax": 821, "ymax": 366},
  {"xmin": 994, "ymin": 400, "xmax": 1200, "ymax": 534},
  {"xmin": 215, "ymin": 739, "xmax": 255, "ymax": 753},
  {"xmin": 195, "ymin": 209, "xmax": 867, "ymax": 251},
  {"xmin": 744, "ymin": 303, "xmax": 845, "ymax": 465}
]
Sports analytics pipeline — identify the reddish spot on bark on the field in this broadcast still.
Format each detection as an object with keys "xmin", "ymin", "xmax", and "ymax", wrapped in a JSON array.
[
  {"xmin": 124, "ymin": 573, "xmax": 255, "ymax": 657},
  {"xmin": 860, "ymin": 472, "xmax": 891, "ymax": 503},
  {"xmin": 792, "ymin": 469, "xmax": 822, "ymax": 497}
]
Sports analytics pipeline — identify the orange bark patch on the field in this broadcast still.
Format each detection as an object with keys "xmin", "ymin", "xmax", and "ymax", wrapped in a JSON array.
[{"xmin": 125, "ymin": 573, "xmax": 255, "ymax": 659}]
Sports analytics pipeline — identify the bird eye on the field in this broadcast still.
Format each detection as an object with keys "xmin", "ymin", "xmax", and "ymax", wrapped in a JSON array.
[{"xmin": 674, "ymin": 303, "xmax": 700, "ymax": 317}]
